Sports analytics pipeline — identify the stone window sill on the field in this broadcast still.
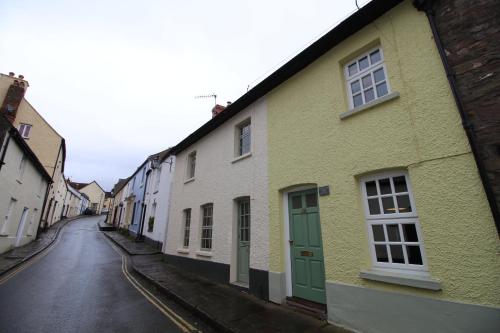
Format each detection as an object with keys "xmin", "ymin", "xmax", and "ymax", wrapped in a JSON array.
[
  {"xmin": 340, "ymin": 91, "xmax": 400, "ymax": 120},
  {"xmin": 176, "ymin": 248, "xmax": 189, "ymax": 254},
  {"xmin": 232, "ymin": 152, "xmax": 252, "ymax": 164},
  {"xmin": 195, "ymin": 250, "xmax": 213, "ymax": 258},
  {"xmin": 184, "ymin": 177, "xmax": 195, "ymax": 184},
  {"xmin": 360, "ymin": 269, "xmax": 441, "ymax": 291}
]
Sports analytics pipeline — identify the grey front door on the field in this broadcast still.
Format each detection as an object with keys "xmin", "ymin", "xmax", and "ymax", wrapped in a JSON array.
[{"xmin": 237, "ymin": 198, "xmax": 250, "ymax": 284}]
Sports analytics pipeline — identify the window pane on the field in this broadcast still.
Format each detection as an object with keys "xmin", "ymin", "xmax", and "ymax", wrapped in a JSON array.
[
  {"xmin": 403, "ymin": 224, "xmax": 419, "ymax": 242},
  {"xmin": 376, "ymin": 82, "xmax": 388, "ymax": 97},
  {"xmin": 292, "ymin": 196, "xmax": 302, "ymax": 209},
  {"xmin": 407, "ymin": 245, "xmax": 423, "ymax": 265},
  {"xmin": 305, "ymin": 193, "xmax": 317, "ymax": 208},
  {"xmin": 373, "ymin": 68, "xmax": 385, "ymax": 83},
  {"xmin": 393, "ymin": 176, "xmax": 408, "ymax": 193},
  {"xmin": 381, "ymin": 197, "xmax": 396, "ymax": 214},
  {"xmin": 375, "ymin": 245, "xmax": 389, "ymax": 262},
  {"xmin": 396, "ymin": 195, "xmax": 412, "ymax": 213},
  {"xmin": 387, "ymin": 224, "xmax": 401, "ymax": 241},
  {"xmin": 353, "ymin": 94, "xmax": 363, "ymax": 107},
  {"xmin": 351, "ymin": 80, "xmax": 361, "ymax": 94},
  {"xmin": 368, "ymin": 198, "xmax": 380, "ymax": 215},
  {"xmin": 348, "ymin": 63, "xmax": 358, "ymax": 76},
  {"xmin": 362, "ymin": 75, "xmax": 373, "ymax": 88},
  {"xmin": 364, "ymin": 88, "xmax": 375, "ymax": 103},
  {"xmin": 372, "ymin": 225, "xmax": 385, "ymax": 241},
  {"xmin": 370, "ymin": 50, "xmax": 381, "ymax": 64},
  {"xmin": 359, "ymin": 56, "xmax": 369, "ymax": 70},
  {"xmin": 379, "ymin": 178, "xmax": 392, "ymax": 194},
  {"xmin": 365, "ymin": 181, "xmax": 378, "ymax": 196},
  {"xmin": 390, "ymin": 245, "xmax": 405, "ymax": 263}
]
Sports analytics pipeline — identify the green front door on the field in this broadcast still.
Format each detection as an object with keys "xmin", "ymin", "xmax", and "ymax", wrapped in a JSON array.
[
  {"xmin": 237, "ymin": 198, "xmax": 250, "ymax": 284},
  {"xmin": 288, "ymin": 189, "xmax": 326, "ymax": 304}
]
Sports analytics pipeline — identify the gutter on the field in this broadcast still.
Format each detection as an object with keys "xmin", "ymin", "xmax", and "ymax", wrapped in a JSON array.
[{"xmin": 414, "ymin": 0, "xmax": 500, "ymax": 235}]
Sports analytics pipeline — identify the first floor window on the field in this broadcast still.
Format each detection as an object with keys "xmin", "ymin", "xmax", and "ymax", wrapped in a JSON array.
[
  {"xmin": 19, "ymin": 123, "xmax": 32, "ymax": 139},
  {"xmin": 361, "ymin": 171, "xmax": 426, "ymax": 272},
  {"xmin": 237, "ymin": 120, "xmax": 251, "ymax": 156},
  {"xmin": 200, "ymin": 204, "xmax": 213, "ymax": 250},
  {"xmin": 345, "ymin": 47, "xmax": 389, "ymax": 109},
  {"xmin": 183, "ymin": 209, "xmax": 191, "ymax": 248},
  {"xmin": 187, "ymin": 151, "xmax": 196, "ymax": 179}
]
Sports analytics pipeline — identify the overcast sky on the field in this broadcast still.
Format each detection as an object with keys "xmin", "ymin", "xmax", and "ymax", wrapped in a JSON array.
[{"xmin": 0, "ymin": 0, "xmax": 370, "ymax": 191}]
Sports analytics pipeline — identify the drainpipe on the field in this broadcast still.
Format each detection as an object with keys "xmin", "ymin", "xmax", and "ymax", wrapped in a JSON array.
[
  {"xmin": 0, "ymin": 134, "xmax": 11, "ymax": 172},
  {"xmin": 137, "ymin": 168, "xmax": 152, "ymax": 240},
  {"xmin": 414, "ymin": 0, "xmax": 500, "ymax": 235}
]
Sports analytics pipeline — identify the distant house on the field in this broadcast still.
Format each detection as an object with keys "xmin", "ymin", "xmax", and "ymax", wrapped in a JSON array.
[
  {"xmin": 69, "ymin": 181, "xmax": 105, "ymax": 214},
  {"xmin": 109, "ymin": 178, "xmax": 129, "ymax": 227},
  {"xmin": 0, "ymin": 114, "xmax": 51, "ymax": 253}
]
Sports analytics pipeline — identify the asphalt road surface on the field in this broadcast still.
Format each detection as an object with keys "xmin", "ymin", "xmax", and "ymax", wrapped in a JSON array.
[{"xmin": 0, "ymin": 216, "xmax": 209, "ymax": 333}]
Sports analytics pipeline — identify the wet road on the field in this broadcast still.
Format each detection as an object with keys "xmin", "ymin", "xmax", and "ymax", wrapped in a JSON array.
[{"xmin": 0, "ymin": 216, "xmax": 201, "ymax": 333}]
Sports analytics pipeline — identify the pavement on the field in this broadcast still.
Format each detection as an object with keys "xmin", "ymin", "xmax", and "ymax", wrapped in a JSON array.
[
  {"xmin": 102, "ymin": 230, "xmax": 352, "ymax": 333},
  {"xmin": 0, "ymin": 215, "xmax": 211, "ymax": 333},
  {"xmin": 101, "ymin": 230, "xmax": 161, "ymax": 255},
  {"xmin": 0, "ymin": 216, "xmax": 75, "ymax": 277}
]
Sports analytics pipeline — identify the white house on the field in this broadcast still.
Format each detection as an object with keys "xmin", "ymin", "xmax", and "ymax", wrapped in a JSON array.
[
  {"xmin": 164, "ymin": 100, "xmax": 269, "ymax": 300},
  {"xmin": 143, "ymin": 149, "xmax": 175, "ymax": 249},
  {"xmin": 0, "ymin": 115, "xmax": 51, "ymax": 253}
]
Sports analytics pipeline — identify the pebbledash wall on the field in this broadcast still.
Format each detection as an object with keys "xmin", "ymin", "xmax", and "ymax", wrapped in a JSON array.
[
  {"xmin": 265, "ymin": 1, "xmax": 499, "ymax": 333},
  {"xmin": 0, "ymin": 128, "xmax": 49, "ymax": 253},
  {"xmin": 164, "ymin": 98, "xmax": 269, "ymax": 299}
]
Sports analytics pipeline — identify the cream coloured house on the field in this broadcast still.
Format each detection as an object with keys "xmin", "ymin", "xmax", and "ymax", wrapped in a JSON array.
[
  {"xmin": 69, "ymin": 181, "xmax": 105, "ymax": 214},
  {"xmin": 0, "ymin": 115, "xmax": 51, "ymax": 253},
  {"xmin": 0, "ymin": 72, "xmax": 67, "ymax": 229}
]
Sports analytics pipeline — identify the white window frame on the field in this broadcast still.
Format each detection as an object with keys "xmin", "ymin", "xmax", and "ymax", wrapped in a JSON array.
[
  {"xmin": 19, "ymin": 123, "xmax": 32, "ymax": 139},
  {"xmin": 182, "ymin": 208, "xmax": 191, "ymax": 248},
  {"xmin": 200, "ymin": 203, "xmax": 213, "ymax": 251},
  {"xmin": 345, "ymin": 47, "xmax": 391, "ymax": 109},
  {"xmin": 186, "ymin": 151, "xmax": 196, "ymax": 180},
  {"xmin": 235, "ymin": 119, "xmax": 251, "ymax": 157},
  {"xmin": 360, "ymin": 171, "xmax": 429, "ymax": 276}
]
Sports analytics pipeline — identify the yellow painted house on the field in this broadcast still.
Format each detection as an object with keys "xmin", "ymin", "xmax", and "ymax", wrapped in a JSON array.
[
  {"xmin": 70, "ymin": 181, "xmax": 105, "ymax": 214},
  {"xmin": 260, "ymin": 1, "xmax": 500, "ymax": 332}
]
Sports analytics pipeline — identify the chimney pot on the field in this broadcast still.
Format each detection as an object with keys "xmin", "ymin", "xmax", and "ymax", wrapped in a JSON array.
[
  {"xmin": 18, "ymin": 75, "xmax": 24, "ymax": 80},
  {"xmin": 9, "ymin": 72, "xmax": 15, "ymax": 77},
  {"xmin": 227, "ymin": 101, "xmax": 232, "ymax": 106}
]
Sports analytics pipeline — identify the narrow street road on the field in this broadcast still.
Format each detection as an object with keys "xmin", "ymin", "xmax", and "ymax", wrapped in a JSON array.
[{"xmin": 0, "ymin": 216, "xmax": 207, "ymax": 333}]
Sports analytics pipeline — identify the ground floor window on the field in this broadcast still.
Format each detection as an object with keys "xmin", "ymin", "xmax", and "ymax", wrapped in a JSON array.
[
  {"xmin": 200, "ymin": 204, "xmax": 213, "ymax": 250},
  {"xmin": 360, "ymin": 171, "xmax": 427, "ymax": 273}
]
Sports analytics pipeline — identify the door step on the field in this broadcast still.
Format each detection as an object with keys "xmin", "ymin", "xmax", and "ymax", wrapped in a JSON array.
[{"xmin": 285, "ymin": 297, "xmax": 327, "ymax": 320}]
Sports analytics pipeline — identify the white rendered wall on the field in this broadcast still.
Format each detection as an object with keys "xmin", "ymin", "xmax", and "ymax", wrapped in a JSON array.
[
  {"xmin": 0, "ymin": 136, "xmax": 48, "ymax": 253},
  {"xmin": 165, "ymin": 98, "xmax": 269, "ymax": 278},
  {"xmin": 144, "ymin": 156, "xmax": 175, "ymax": 244}
]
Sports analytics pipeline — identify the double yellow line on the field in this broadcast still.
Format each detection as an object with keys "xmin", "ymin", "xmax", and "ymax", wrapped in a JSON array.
[
  {"xmin": 0, "ymin": 228, "xmax": 64, "ymax": 285},
  {"xmin": 103, "ymin": 235, "xmax": 201, "ymax": 333}
]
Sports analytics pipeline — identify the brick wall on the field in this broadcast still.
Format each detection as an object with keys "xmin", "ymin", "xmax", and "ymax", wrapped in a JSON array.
[{"xmin": 432, "ymin": 0, "xmax": 500, "ymax": 224}]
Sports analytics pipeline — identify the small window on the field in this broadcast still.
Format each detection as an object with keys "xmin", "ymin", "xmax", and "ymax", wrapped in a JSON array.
[
  {"xmin": 187, "ymin": 151, "xmax": 196, "ymax": 179},
  {"xmin": 183, "ymin": 209, "xmax": 191, "ymax": 248},
  {"xmin": 236, "ymin": 120, "xmax": 251, "ymax": 156},
  {"xmin": 200, "ymin": 204, "xmax": 213, "ymax": 250},
  {"xmin": 238, "ymin": 199, "xmax": 250, "ymax": 242},
  {"xmin": 19, "ymin": 155, "xmax": 27, "ymax": 179},
  {"xmin": 345, "ymin": 48, "xmax": 389, "ymax": 109},
  {"xmin": 361, "ymin": 172, "xmax": 427, "ymax": 273},
  {"xmin": 19, "ymin": 124, "xmax": 32, "ymax": 139}
]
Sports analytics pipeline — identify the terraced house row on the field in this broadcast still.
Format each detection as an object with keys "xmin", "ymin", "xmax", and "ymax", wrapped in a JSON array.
[
  {"xmin": 108, "ymin": 1, "xmax": 500, "ymax": 332},
  {"xmin": 0, "ymin": 72, "xmax": 106, "ymax": 254}
]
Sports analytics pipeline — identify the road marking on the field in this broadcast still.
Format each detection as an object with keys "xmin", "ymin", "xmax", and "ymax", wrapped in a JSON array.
[
  {"xmin": 0, "ymin": 227, "xmax": 65, "ymax": 285},
  {"xmin": 102, "ymin": 234, "xmax": 201, "ymax": 333}
]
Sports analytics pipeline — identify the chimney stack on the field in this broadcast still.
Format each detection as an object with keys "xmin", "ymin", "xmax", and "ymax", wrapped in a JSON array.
[
  {"xmin": 1, "ymin": 72, "xmax": 28, "ymax": 123},
  {"xmin": 211, "ymin": 104, "xmax": 226, "ymax": 118}
]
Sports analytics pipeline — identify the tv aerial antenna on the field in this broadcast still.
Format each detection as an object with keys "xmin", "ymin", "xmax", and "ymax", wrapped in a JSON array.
[{"xmin": 195, "ymin": 93, "xmax": 217, "ymax": 106}]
